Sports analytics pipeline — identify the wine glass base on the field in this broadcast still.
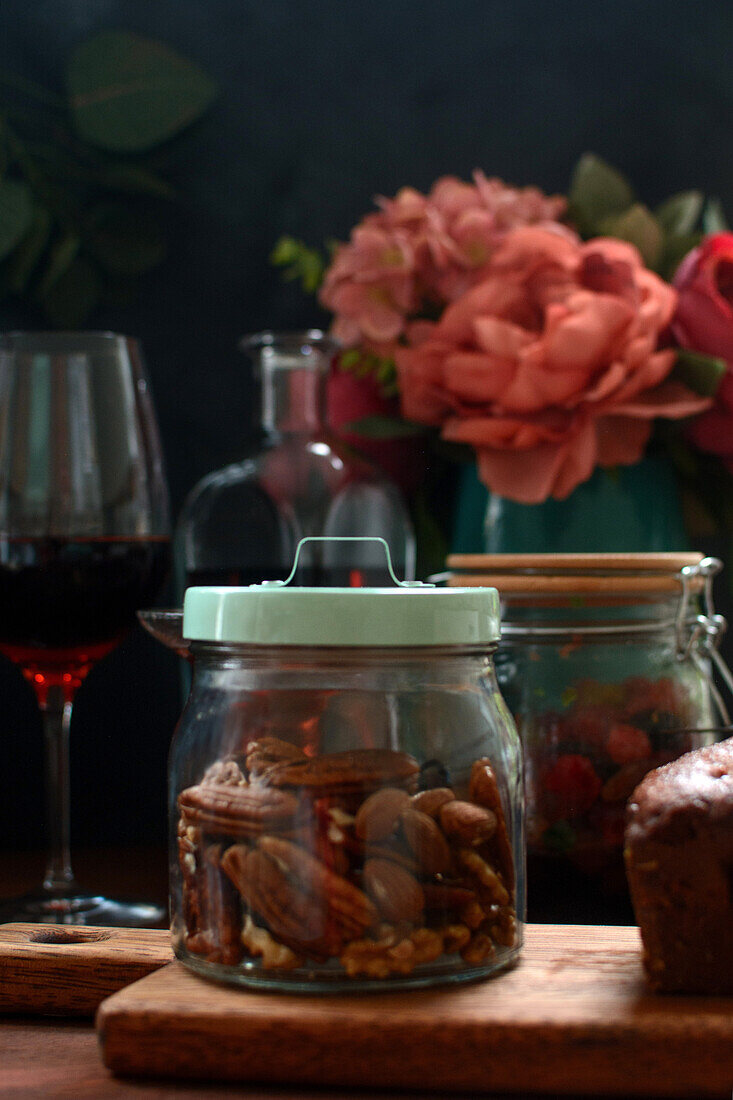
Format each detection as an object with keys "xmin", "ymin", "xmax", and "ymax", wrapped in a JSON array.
[{"xmin": 0, "ymin": 891, "xmax": 166, "ymax": 928}]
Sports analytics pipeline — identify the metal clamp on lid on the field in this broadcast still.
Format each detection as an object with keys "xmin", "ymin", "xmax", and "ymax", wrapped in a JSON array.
[
  {"xmin": 676, "ymin": 556, "xmax": 733, "ymax": 726},
  {"xmin": 259, "ymin": 537, "xmax": 435, "ymax": 590}
]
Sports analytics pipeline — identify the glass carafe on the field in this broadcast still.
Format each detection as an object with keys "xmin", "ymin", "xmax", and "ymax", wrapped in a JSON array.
[{"xmin": 175, "ymin": 331, "xmax": 415, "ymax": 592}]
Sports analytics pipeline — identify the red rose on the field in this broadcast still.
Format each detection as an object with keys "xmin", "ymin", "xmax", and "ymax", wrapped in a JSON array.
[{"xmin": 672, "ymin": 233, "xmax": 733, "ymax": 471}]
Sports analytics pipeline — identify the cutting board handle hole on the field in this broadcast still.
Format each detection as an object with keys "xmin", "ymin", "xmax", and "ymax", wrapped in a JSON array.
[{"xmin": 28, "ymin": 929, "xmax": 112, "ymax": 945}]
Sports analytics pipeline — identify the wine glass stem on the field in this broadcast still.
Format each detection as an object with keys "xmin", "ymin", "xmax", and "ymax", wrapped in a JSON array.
[{"xmin": 41, "ymin": 684, "xmax": 76, "ymax": 894}]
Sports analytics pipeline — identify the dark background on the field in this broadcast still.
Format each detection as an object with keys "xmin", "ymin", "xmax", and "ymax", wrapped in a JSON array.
[{"xmin": 1, "ymin": 1, "xmax": 732, "ymax": 854}]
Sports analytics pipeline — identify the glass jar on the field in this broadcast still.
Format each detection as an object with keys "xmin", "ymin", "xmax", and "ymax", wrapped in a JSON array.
[
  {"xmin": 169, "ymin": 539, "xmax": 524, "ymax": 991},
  {"xmin": 445, "ymin": 552, "xmax": 731, "ymax": 922},
  {"xmin": 174, "ymin": 331, "xmax": 415, "ymax": 593}
]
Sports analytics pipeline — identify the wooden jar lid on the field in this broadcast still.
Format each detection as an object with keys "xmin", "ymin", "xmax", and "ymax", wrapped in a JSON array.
[{"xmin": 445, "ymin": 552, "xmax": 706, "ymax": 598}]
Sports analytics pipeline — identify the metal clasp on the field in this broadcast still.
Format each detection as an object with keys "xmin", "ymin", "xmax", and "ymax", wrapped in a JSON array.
[{"xmin": 676, "ymin": 556, "xmax": 733, "ymax": 724}]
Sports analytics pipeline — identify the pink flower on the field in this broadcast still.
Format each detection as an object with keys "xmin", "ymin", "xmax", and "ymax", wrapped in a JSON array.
[
  {"xmin": 395, "ymin": 226, "xmax": 709, "ymax": 504},
  {"xmin": 319, "ymin": 172, "xmax": 567, "ymax": 349},
  {"xmin": 671, "ymin": 233, "xmax": 733, "ymax": 473}
]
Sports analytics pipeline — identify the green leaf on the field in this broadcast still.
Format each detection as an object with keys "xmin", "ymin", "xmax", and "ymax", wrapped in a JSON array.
[
  {"xmin": 35, "ymin": 230, "xmax": 80, "ymax": 299},
  {"xmin": 600, "ymin": 203, "xmax": 662, "ymax": 268},
  {"xmin": 673, "ymin": 349, "xmax": 727, "ymax": 397},
  {"xmin": 84, "ymin": 202, "xmax": 166, "ymax": 275},
  {"xmin": 655, "ymin": 191, "xmax": 703, "ymax": 235},
  {"xmin": 94, "ymin": 164, "xmax": 176, "ymax": 200},
  {"xmin": 66, "ymin": 31, "xmax": 217, "ymax": 153},
  {"xmin": 40, "ymin": 255, "xmax": 99, "ymax": 327},
  {"xmin": 0, "ymin": 177, "xmax": 33, "ymax": 261},
  {"xmin": 342, "ymin": 415, "xmax": 427, "ymax": 439},
  {"xmin": 7, "ymin": 203, "xmax": 51, "ymax": 293},
  {"xmin": 657, "ymin": 231, "xmax": 703, "ymax": 281},
  {"xmin": 568, "ymin": 153, "xmax": 634, "ymax": 235},
  {"xmin": 270, "ymin": 235, "xmax": 325, "ymax": 293},
  {"xmin": 702, "ymin": 196, "xmax": 729, "ymax": 235}
]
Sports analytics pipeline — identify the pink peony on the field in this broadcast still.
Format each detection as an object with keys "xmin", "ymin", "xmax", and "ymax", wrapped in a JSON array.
[
  {"xmin": 671, "ymin": 233, "xmax": 733, "ymax": 474},
  {"xmin": 319, "ymin": 172, "xmax": 567, "ymax": 351},
  {"xmin": 394, "ymin": 226, "xmax": 710, "ymax": 504}
]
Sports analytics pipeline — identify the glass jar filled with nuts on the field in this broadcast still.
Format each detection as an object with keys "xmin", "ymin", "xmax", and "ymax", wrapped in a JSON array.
[{"xmin": 169, "ymin": 538, "xmax": 524, "ymax": 991}]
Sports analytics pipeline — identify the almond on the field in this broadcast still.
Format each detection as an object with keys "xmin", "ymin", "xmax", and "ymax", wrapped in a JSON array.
[
  {"xmin": 355, "ymin": 787, "xmax": 411, "ymax": 841},
  {"xmin": 399, "ymin": 807, "xmax": 452, "ymax": 875},
  {"xmin": 410, "ymin": 787, "xmax": 455, "ymax": 818},
  {"xmin": 439, "ymin": 800, "xmax": 497, "ymax": 845},
  {"xmin": 363, "ymin": 858, "xmax": 424, "ymax": 922}
]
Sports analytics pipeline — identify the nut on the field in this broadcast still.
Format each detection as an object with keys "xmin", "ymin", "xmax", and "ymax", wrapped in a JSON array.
[
  {"xmin": 340, "ymin": 925, "xmax": 443, "ymax": 979},
  {"xmin": 469, "ymin": 759, "xmax": 515, "ymax": 891},
  {"xmin": 266, "ymin": 748, "xmax": 419, "ymax": 794},
  {"xmin": 178, "ymin": 783, "xmax": 301, "ymax": 838},
  {"xmin": 258, "ymin": 836, "xmax": 377, "ymax": 938},
  {"xmin": 439, "ymin": 801, "xmax": 497, "ymax": 846},
  {"xmin": 241, "ymin": 914, "xmax": 301, "ymax": 969},
  {"xmin": 456, "ymin": 848, "xmax": 510, "ymax": 906},
  {"xmin": 461, "ymin": 931, "xmax": 496, "ymax": 966},
  {"xmin": 410, "ymin": 787, "xmax": 455, "ymax": 818},
  {"xmin": 202, "ymin": 759, "xmax": 248, "ymax": 786},
  {"xmin": 400, "ymin": 807, "xmax": 452, "ymax": 875},
  {"xmin": 363, "ymin": 858, "xmax": 425, "ymax": 923},
  {"xmin": 246, "ymin": 737, "xmax": 307, "ymax": 780},
  {"xmin": 355, "ymin": 788, "xmax": 411, "ymax": 841}
]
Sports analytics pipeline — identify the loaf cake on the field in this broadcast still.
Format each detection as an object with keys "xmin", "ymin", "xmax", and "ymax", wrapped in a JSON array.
[{"xmin": 624, "ymin": 737, "xmax": 733, "ymax": 994}]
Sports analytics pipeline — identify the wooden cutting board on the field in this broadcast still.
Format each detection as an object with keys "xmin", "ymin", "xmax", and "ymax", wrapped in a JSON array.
[
  {"xmin": 97, "ymin": 924, "xmax": 733, "ymax": 1097},
  {"xmin": 0, "ymin": 922, "xmax": 172, "ymax": 1015}
]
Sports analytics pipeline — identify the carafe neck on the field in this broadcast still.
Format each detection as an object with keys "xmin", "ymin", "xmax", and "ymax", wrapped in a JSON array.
[{"xmin": 242, "ymin": 331, "xmax": 336, "ymax": 435}]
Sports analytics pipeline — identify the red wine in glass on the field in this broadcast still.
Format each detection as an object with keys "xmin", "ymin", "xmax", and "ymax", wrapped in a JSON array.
[{"xmin": 0, "ymin": 332, "xmax": 171, "ymax": 926}]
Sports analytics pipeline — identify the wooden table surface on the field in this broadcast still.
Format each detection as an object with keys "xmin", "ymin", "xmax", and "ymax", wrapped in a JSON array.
[{"xmin": 0, "ymin": 847, "xmax": 719, "ymax": 1100}]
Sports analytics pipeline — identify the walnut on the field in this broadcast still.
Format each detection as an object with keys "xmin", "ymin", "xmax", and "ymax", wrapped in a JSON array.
[{"xmin": 241, "ymin": 915, "xmax": 302, "ymax": 969}]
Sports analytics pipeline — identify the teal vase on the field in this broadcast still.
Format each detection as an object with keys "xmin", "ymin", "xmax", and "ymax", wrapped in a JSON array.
[{"xmin": 452, "ymin": 458, "xmax": 689, "ymax": 554}]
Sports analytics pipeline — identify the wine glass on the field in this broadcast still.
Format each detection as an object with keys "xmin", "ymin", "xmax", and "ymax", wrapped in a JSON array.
[{"xmin": 0, "ymin": 332, "xmax": 171, "ymax": 925}]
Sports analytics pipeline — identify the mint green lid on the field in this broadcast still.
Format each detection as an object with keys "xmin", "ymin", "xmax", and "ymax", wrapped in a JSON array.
[
  {"xmin": 183, "ymin": 583, "xmax": 500, "ymax": 647},
  {"xmin": 183, "ymin": 539, "xmax": 500, "ymax": 647}
]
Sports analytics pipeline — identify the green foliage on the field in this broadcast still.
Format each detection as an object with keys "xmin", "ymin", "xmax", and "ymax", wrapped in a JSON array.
[
  {"xmin": 337, "ymin": 346, "xmax": 400, "ymax": 397},
  {"xmin": 270, "ymin": 236, "xmax": 326, "ymax": 294},
  {"xmin": 342, "ymin": 414, "xmax": 427, "ymax": 439},
  {"xmin": 0, "ymin": 33, "xmax": 215, "ymax": 326},
  {"xmin": 673, "ymin": 348, "xmax": 727, "ymax": 397},
  {"xmin": 568, "ymin": 153, "xmax": 634, "ymax": 235},
  {"xmin": 67, "ymin": 31, "xmax": 216, "ymax": 154},
  {"xmin": 568, "ymin": 153, "xmax": 727, "ymax": 280}
]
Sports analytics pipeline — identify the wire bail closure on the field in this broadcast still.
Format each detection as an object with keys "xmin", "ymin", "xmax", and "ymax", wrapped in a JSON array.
[
  {"xmin": 259, "ymin": 537, "xmax": 435, "ymax": 590},
  {"xmin": 676, "ymin": 556, "xmax": 733, "ymax": 725}
]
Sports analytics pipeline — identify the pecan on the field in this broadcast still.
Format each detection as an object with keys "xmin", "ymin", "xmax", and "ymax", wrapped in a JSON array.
[
  {"xmin": 439, "ymin": 801, "xmax": 497, "ymax": 846},
  {"xmin": 410, "ymin": 787, "xmax": 455, "ymax": 818},
  {"xmin": 246, "ymin": 737, "xmax": 307, "ymax": 780},
  {"xmin": 363, "ymin": 858, "xmax": 424, "ymax": 923},
  {"xmin": 265, "ymin": 749, "xmax": 419, "ymax": 794},
  {"xmin": 221, "ymin": 844, "xmax": 331, "ymax": 947},
  {"xmin": 201, "ymin": 758, "xmax": 247, "ymax": 786},
  {"xmin": 178, "ymin": 783, "xmax": 301, "ymax": 838},
  {"xmin": 400, "ymin": 807, "xmax": 452, "ymax": 875},
  {"xmin": 182, "ymin": 842, "xmax": 243, "ymax": 964},
  {"xmin": 258, "ymin": 836, "xmax": 377, "ymax": 938},
  {"xmin": 355, "ymin": 787, "xmax": 411, "ymax": 841},
  {"xmin": 241, "ymin": 914, "xmax": 302, "ymax": 969},
  {"xmin": 469, "ymin": 758, "xmax": 515, "ymax": 890}
]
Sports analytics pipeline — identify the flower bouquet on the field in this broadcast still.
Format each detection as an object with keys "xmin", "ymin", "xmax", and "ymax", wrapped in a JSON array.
[{"xmin": 273, "ymin": 155, "xmax": 731, "ymax": 562}]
